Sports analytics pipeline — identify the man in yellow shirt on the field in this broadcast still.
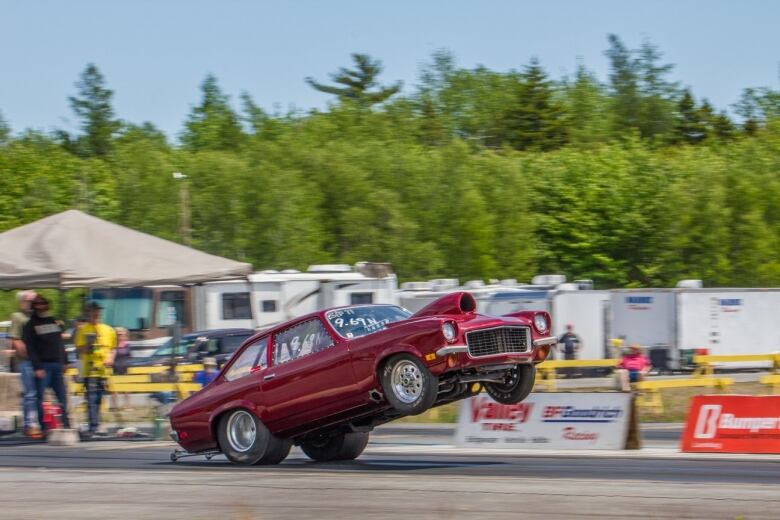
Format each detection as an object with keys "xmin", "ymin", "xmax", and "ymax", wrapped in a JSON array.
[{"xmin": 75, "ymin": 302, "xmax": 116, "ymax": 435}]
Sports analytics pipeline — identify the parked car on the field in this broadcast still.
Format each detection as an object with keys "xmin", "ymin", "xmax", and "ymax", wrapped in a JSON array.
[
  {"xmin": 169, "ymin": 292, "xmax": 555, "ymax": 465},
  {"xmin": 127, "ymin": 329, "xmax": 255, "ymax": 368}
]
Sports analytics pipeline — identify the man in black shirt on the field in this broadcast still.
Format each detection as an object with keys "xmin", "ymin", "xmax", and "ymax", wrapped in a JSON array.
[
  {"xmin": 558, "ymin": 324, "xmax": 581, "ymax": 360},
  {"xmin": 558, "ymin": 324, "xmax": 582, "ymax": 377},
  {"xmin": 23, "ymin": 295, "xmax": 71, "ymax": 431}
]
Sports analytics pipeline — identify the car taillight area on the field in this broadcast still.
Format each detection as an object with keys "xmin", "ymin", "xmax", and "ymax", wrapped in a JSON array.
[{"xmin": 465, "ymin": 326, "xmax": 530, "ymax": 357}]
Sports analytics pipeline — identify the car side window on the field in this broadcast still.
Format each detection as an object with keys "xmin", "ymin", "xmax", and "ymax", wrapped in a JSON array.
[
  {"xmin": 273, "ymin": 319, "xmax": 334, "ymax": 366},
  {"xmin": 224, "ymin": 337, "xmax": 268, "ymax": 382}
]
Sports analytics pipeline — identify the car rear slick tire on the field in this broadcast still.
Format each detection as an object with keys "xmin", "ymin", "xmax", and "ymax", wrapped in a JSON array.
[
  {"xmin": 484, "ymin": 364, "xmax": 536, "ymax": 405},
  {"xmin": 217, "ymin": 409, "xmax": 289, "ymax": 465},
  {"xmin": 380, "ymin": 353, "xmax": 438, "ymax": 415},
  {"xmin": 300, "ymin": 431, "xmax": 369, "ymax": 462},
  {"xmin": 256, "ymin": 436, "xmax": 292, "ymax": 465}
]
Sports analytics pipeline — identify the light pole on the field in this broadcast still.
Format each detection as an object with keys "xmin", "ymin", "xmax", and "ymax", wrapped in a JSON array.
[{"xmin": 172, "ymin": 172, "xmax": 191, "ymax": 246}]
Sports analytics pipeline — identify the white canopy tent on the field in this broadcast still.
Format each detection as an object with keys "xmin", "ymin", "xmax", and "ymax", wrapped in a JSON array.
[{"xmin": 0, "ymin": 210, "xmax": 252, "ymax": 289}]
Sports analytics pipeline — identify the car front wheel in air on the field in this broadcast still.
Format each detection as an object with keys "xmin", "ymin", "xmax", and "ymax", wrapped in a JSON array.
[
  {"xmin": 300, "ymin": 431, "xmax": 370, "ymax": 462},
  {"xmin": 217, "ymin": 409, "xmax": 290, "ymax": 465},
  {"xmin": 380, "ymin": 353, "xmax": 438, "ymax": 415},
  {"xmin": 484, "ymin": 364, "xmax": 536, "ymax": 405}
]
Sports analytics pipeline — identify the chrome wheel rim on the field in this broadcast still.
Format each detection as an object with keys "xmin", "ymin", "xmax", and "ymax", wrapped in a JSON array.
[
  {"xmin": 391, "ymin": 360, "xmax": 423, "ymax": 404},
  {"xmin": 227, "ymin": 410, "xmax": 256, "ymax": 452}
]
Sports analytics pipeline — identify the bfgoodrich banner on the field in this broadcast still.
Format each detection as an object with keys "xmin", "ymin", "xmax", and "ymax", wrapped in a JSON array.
[
  {"xmin": 454, "ymin": 392, "xmax": 632, "ymax": 450},
  {"xmin": 681, "ymin": 395, "xmax": 780, "ymax": 453}
]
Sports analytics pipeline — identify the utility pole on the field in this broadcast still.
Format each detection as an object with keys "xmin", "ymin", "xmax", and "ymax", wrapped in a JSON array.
[{"xmin": 172, "ymin": 172, "xmax": 191, "ymax": 246}]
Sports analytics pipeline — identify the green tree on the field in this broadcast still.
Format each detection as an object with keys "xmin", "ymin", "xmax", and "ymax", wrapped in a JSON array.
[
  {"xmin": 636, "ymin": 39, "xmax": 678, "ymax": 140},
  {"xmin": 605, "ymin": 34, "xmax": 641, "ymax": 137},
  {"xmin": 306, "ymin": 53, "xmax": 402, "ymax": 106},
  {"xmin": 0, "ymin": 110, "xmax": 9, "ymax": 144},
  {"xmin": 67, "ymin": 63, "xmax": 121, "ymax": 157},
  {"xmin": 500, "ymin": 59, "xmax": 568, "ymax": 150},
  {"xmin": 562, "ymin": 63, "xmax": 611, "ymax": 145},
  {"xmin": 181, "ymin": 75, "xmax": 245, "ymax": 151},
  {"xmin": 675, "ymin": 89, "xmax": 707, "ymax": 144}
]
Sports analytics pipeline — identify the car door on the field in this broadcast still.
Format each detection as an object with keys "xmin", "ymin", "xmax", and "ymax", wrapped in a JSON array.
[
  {"xmin": 261, "ymin": 317, "xmax": 359, "ymax": 429},
  {"xmin": 199, "ymin": 337, "xmax": 268, "ymax": 413}
]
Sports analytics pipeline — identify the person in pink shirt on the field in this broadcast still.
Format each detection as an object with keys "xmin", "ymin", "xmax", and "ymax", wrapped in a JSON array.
[{"xmin": 617, "ymin": 343, "xmax": 652, "ymax": 391}]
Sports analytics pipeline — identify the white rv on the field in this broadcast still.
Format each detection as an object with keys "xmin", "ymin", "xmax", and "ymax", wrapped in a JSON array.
[{"xmin": 192, "ymin": 262, "xmax": 398, "ymax": 331}]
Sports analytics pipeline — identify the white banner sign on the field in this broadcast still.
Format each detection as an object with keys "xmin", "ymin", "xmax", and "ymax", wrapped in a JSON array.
[{"xmin": 454, "ymin": 392, "xmax": 632, "ymax": 450}]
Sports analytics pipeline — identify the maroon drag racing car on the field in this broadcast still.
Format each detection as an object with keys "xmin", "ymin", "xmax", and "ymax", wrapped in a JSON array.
[{"xmin": 169, "ymin": 291, "xmax": 556, "ymax": 465}]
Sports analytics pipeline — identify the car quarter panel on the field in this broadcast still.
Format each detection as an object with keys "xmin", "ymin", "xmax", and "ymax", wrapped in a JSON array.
[{"xmin": 170, "ymin": 374, "xmax": 264, "ymax": 453}]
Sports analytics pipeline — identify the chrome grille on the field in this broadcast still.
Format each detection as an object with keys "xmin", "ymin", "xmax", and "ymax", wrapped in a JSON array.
[{"xmin": 466, "ymin": 327, "xmax": 530, "ymax": 357}]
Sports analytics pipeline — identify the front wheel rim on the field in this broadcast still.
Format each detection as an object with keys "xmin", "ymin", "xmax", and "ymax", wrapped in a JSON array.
[
  {"xmin": 227, "ymin": 410, "xmax": 257, "ymax": 452},
  {"xmin": 493, "ymin": 368, "xmax": 520, "ymax": 392},
  {"xmin": 391, "ymin": 360, "xmax": 424, "ymax": 404}
]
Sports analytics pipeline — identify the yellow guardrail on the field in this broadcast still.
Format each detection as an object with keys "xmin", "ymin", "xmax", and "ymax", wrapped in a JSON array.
[
  {"xmin": 65, "ymin": 364, "xmax": 205, "ymax": 400},
  {"xmin": 692, "ymin": 354, "xmax": 780, "ymax": 377},
  {"xmin": 760, "ymin": 374, "xmax": 780, "ymax": 394},
  {"xmin": 635, "ymin": 377, "xmax": 733, "ymax": 414},
  {"xmin": 535, "ymin": 359, "xmax": 619, "ymax": 391}
]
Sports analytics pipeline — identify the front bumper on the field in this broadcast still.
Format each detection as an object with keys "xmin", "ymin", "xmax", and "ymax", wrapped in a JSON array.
[{"xmin": 435, "ymin": 335, "xmax": 556, "ymax": 358}]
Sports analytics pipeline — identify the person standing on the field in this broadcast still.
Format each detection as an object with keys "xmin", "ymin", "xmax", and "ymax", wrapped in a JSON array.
[
  {"xmin": 9, "ymin": 290, "xmax": 41, "ymax": 439},
  {"xmin": 23, "ymin": 295, "xmax": 71, "ymax": 432},
  {"xmin": 74, "ymin": 302, "xmax": 116, "ymax": 436},
  {"xmin": 557, "ymin": 324, "xmax": 582, "ymax": 378},
  {"xmin": 557, "ymin": 324, "xmax": 582, "ymax": 360}
]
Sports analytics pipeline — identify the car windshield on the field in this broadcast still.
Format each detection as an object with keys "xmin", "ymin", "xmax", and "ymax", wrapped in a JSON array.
[
  {"xmin": 325, "ymin": 305, "xmax": 411, "ymax": 339},
  {"xmin": 151, "ymin": 336, "xmax": 198, "ymax": 357}
]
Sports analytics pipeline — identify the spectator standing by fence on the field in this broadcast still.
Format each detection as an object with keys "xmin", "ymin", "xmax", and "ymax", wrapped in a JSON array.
[
  {"xmin": 558, "ymin": 324, "xmax": 582, "ymax": 377},
  {"xmin": 23, "ymin": 295, "xmax": 71, "ymax": 432},
  {"xmin": 9, "ymin": 290, "xmax": 41, "ymax": 439},
  {"xmin": 75, "ymin": 302, "xmax": 116, "ymax": 436}
]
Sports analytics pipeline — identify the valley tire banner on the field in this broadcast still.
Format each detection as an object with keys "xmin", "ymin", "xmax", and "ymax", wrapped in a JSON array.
[
  {"xmin": 681, "ymin": 395, "xmax": 780, "ymax": 453},
  {"xmin": 454, "ymin": 392, "xmax": 632, "ymax": 450}
]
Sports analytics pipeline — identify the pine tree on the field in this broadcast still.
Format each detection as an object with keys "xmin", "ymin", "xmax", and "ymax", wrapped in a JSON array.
[
  {"xmin": 501, "ymin": 59, "xmax": 567, "ymax": 150},
  {"xmin": 675, "ymin": 89, "xmax": 706, "ymax": 144},
  {"xmin": 306, "ymin": 53, "xmax": 402, "ymax": 106},
  {"xmin": 563, "ymin": 63, "xmax": 610, "ymax": 145},
  {"xmin": 605, "ymin": 34, "xmax": 641, "ymax": 137},
  {"xmin": 181, "ymin": 75, "xmax": 245, "ymax": 151},
  {"xmin": 0, "ymin": 111, "xmax": 9, "ymax": 143},
  {"xmin": 636, "ymin": 40, "xmax": 678, "ymax": 140},
  {"xmin": 68, "ymin": 63, "xmax": 121, "ymax": 157}
]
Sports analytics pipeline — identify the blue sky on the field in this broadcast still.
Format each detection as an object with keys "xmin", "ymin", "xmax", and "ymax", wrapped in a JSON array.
[{"xmin": 2, "ymin": 0, "xmax": 778, "ymax": 137}]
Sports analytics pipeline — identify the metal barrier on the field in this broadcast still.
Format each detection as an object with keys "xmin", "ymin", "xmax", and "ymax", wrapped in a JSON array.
[
  {"xmin": 635, "ymin": 377, "xmax": 733, "ymax": 414},
  {"xmin": 535, "ymin": 359, "xmax": 619, "ymax": 391},
  {"xmin": 66, "ymin": 364, "xmax": 205, "ymax": 400},
  {"xmin": 692, "ymin": 354, "xmax": 780, "ymax": 377},
  {"xmin": 760, "ymin": 374, "xmax": 780, "ymax": 394}
]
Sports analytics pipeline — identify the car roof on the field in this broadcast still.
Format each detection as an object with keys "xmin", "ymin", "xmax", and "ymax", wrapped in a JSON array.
[{"xmin": 183, "ymin": 328, "xmax": 254, "ymax": 339}]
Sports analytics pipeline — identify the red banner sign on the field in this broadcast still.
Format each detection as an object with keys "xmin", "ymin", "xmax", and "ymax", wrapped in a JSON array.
[{"xmin": 681, "ymin": 395, "xmax": 780, "ymax": 453}]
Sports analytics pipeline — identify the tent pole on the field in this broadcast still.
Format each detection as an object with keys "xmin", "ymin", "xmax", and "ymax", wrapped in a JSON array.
[{"xmin": 59, "ymin": 287, "xmax": 67, "ymax": 321}]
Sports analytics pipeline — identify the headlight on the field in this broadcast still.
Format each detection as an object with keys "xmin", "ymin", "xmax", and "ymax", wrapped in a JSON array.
[
  {"xmin": 442, "ymin": 322, "xmax": 457, "ymax": 343},
  {"xmin": 534, "ymin": 314, "xmax": 549, "ymax": 334}
]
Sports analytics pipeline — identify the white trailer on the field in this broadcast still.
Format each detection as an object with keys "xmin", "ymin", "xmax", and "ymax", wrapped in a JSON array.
[
  {"xmin": 610, "ymin": 287, "xmax": 780, "ymax": 369},
  {"xmin": 551, "ymin": 290, "xmax": 611, "ymax": 360},
  {"xmin": 193, "ymin": 263, "xmax": 398, "ymax": 331}
]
